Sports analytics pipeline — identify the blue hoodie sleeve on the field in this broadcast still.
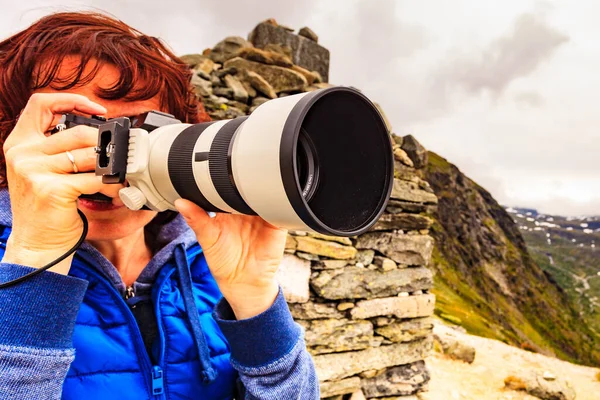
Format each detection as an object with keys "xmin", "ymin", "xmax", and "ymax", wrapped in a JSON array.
[
  {"xmin": 0, "ymin": 263, "xmax": 88, "ymax": 400},
  {"xmin": 213, "ymin": 288, "xmax": 320, "ymax": 399}
]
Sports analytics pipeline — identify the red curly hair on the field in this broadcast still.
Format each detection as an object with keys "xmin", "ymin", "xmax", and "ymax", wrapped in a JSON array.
[{"xmin": 0, "ymin": 11, "xmax": 210, "ymax": 188}]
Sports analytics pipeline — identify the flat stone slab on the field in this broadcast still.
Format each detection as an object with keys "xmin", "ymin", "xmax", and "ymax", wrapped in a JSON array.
[
  {"xmin": 391, "ymin": 179, "xmax": 438, "ymax": 204},
  {"xmin": 356, "ymin": 232, "xmax": 434, "ymax": 266},
  {"xmin": 288, "ymin": 301, "xmax": 345, "ymax": 320},
  {"xmin": 249, "ymin": 22, "xmax": 330, "ymax": 81},
  {"xmin": 351, "ymin": 294, "xmax": 436, "ymax": 319},
  {"xmin": 314, "ymin": 337, "xmax": 432, "ymax": 381},
  {"xmin": 295, "ymin": 236, "xmax": 357, "ymax": 260},
  {"xmin": 320, "ymin": 377, "xmax": 361, "ymax": 398},
  {"xmin": 311, "ymin": 267, "xmax": 433, "ymax": 300},
  {"xmin": 299, "ymin": 318, "xmax": 383, "ymax": 355},
  {"xmin": 361, "ymin": 361, "xmax": 430, "ymax": 397},
  {"xmin": 375, "ymin": 317, "xmax": 434, "ymax": 343}
]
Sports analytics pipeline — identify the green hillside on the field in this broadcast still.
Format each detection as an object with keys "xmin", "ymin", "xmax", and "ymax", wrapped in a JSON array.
[{"xmin": 423, "ymin": 151, "xmax": 600, "ymax": 366}]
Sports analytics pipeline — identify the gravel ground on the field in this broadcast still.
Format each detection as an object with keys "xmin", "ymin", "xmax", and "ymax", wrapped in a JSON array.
[{"xmin": 419, "ymin": 323, "xmax": 600, "ymax": 400}]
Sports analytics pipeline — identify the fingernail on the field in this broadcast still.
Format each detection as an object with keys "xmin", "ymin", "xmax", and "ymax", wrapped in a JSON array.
[{"xmin": 207, "ymin": 211, "xmax": 216, "ymax": 218}]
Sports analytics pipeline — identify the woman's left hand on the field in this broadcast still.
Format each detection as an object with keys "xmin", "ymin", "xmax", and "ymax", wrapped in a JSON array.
[{"xmin": 174, "ymin": 199, "xmax": 286, "ymax": 320}]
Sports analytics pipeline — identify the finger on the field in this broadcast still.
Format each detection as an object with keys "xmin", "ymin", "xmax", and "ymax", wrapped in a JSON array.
[
  {"xmin": 174, "ymin": 198, "xmax": 221, "ymax": 250},
  {"xmin": 61, "ymin": 173, "xmax": 121, "ymax": 199},
  {"xmin": 12, "ymin": 93, "xmax": 107, "ymax": 143},
  {"xmin": 43, "ymin": 125, "xmax": 99, "ymax": 155},
  {"xmin": 47, "ymin": 147, "xmax": 97, "ymax": 174}
]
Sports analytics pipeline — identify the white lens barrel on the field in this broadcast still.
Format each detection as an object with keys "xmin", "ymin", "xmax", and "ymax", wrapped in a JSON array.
[{"xmin": 132, "ymin": 86, "xmax": 393, "ymax": 237}]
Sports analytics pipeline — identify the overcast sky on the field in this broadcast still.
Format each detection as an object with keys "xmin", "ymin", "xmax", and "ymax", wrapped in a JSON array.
[{"xmin": 1, "ymin": 0, "xmax": 598, "ymax": 216}]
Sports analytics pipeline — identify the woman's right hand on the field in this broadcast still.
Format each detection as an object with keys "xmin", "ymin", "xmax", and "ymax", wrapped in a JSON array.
[{"xmin": 1, "ymin": 93, "xmax": 111, "ymax": 274}]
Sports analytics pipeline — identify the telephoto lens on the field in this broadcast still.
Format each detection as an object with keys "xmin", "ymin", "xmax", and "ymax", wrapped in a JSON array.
[{"xmin": 111, "ymin": 86, "xmax": 394, "ymax": 237}]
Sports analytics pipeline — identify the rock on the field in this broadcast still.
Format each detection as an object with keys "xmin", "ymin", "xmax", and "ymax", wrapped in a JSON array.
[
  {"xmin": 371, "ymin": 214, "xmax": 433, "ymax": 232},
  {"xmin": 350, "ymin": 294, "xmax": 436, "ymax": 319},
  {"xmin": 391, "ymin": 133, "xmax": 404, "ymax": 147},
  {"xmin": 209, "ymin": 36, "xmax": 253, "ymax": 63},
  {"xmin": 320, "ymin": 377, "xmax": 361, "ymax": 398},
  {"xmin": 372, "ymin": 317, "xmax": 394, "ymax": 327},
  {"xmin": 285, "ymin": 234, "xmax": 297, "ymax": 251},
  {"xmin": 215, "ymin": 66, "xmax": 238, "ymax": 78},
  {"xmin": 401, "ymin": 135, "xmax": 428, "ymax": 169},
  {"xmin": 418, "ymin": 179, "xmax": 434, "ymax": 194},
  {"xmin": 180, "ymin": 54, "xmax": 216, "ymax": 77},
  {"xmin": 190, "ymin": 74, "xmax": 212, "ymax": 97},
  {"xmin": 391, "ymin": 179, "xmax": 438, "ymax": 204},
  {"xmin": 361, "ymin": 361, "xmax": 430, "ymax": 397},
  {"xmin": 349, "ymin": 390, "xmax": 367, "ymax": 400},
  {"xmin": 296, "ymin": 251, "xmax": 320, "ymax": 261},
  {"xmin": 386, "ymin": 199, "xmax": 437, "ymax": 215},
  {"xmin": 314, "ymin": 337, "xmax": 432, "ymax": 381},
  {"xmin": 180, "ymin": 53, "xmax": 206, "ymax": 68},
  {"xmin": 223, "ymin": 74, "xmax": 249, "ymax": 103},
  {"xmin": 207, "ymin": 105, "xmax": 246, "ymax": 120},
  {"xmin": 434, "ymin": 332, "xmax": 476, "ymax": 363},
  {"xmin": 240, "ymin": 80, "xmax": 256, "ymax": 98},
  {"xmin": 264, "ymin": 43, "xmax": 293, "ymax": 58},
  {"xmin": 194, "ymin": 59, "xmax": 215, "ymax": 76},
  {"xmin": 295, "ymin": 236, "xmax": 357, "ymax": 260},
  {"xmin": 236, "ymin": 47, "xmax": 293, "ymax": 67},
  {"xmin": 375, "ymin": 317, "xmax": 434, "ymax": 343},
  {"xmin": 307, "ymin": 232, "xmax": 353, "ymax": 246},
  {"xmin": 356, "ymin": 249, "xmax": 375, "ymax": 266},
  {"xmin": 503, "ymin": 371, "xmax": 575, "ymax": 400},
  {"xmin": 251, "ymin": 96, "xmax": 270, "ymax": 107},
  {"xmin": 225, "ymin": 57, "xmax": 307, "ymax": 93},
  {"xmin": 356, "ymin": 231, "xmax": 434, "ymax": 266},
  {"xmin": 311, "ymin": 267, "xmax": 433, "ymax": 300},
  {"xmin": 239, "ymin": 67, "xmax": 282, "ymax": 99},
  {"xmin": 289, "ymin": 301, "xmax": 345, "ymax": 320},
  {"xmin": 300, "ymin": 318, "xmax": 383, "ymax": 355},
  {"xmin": 373, "ymin": 256, "xmax": 398, "ymax": 271},
  {"xmin": 337, "ymin": 302, "xmax": 354, "ymax": 311},
  {"xmin": 210, "ymin": 74, "xmax": 222, "ymax": 86},
  {"xmin": 542, "ymin": 371, "xmax": 556, "ymax": 381},
  {"xmin": 311, "ymin": 70, "xmax": 323, "ymax": 83},
  {"xmin": 226, "ymin": 100, "xmax": 249, "ymax": 113},
  {"xmin": 394, "ymin": 147, "xmax": 414, "ymax": 167},
  {"xmin": 311, "ymin": 259, "xmax": 349, "ymax": 270},
  {"xmin": 213, "ymin": 87, "xmax": 234, "ymax": 98},
  {"xmin": 275, "ymin": 254, "xmax": 310, "ymax": 303},
  {"xmin": 298, "ymin": 26, "xmax": 319, "ymax": 42},
  {"xmin": 291, "ymin": 64, "xmax": 319, "ymax": 85},
  {"xmin": 249, "ymin": 22, "xmax": 330, "ymax": 81}
]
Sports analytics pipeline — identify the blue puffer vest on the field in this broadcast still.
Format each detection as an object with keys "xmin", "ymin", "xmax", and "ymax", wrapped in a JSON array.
[{"xmin": 0, "ymin": 223, "xmax": 238, "ymax": 400}]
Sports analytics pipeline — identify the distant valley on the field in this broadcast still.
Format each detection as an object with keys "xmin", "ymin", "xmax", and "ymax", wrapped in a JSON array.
[{"xmin": 507, "ymin": 207, "xmax": 600, "ymax": 337}]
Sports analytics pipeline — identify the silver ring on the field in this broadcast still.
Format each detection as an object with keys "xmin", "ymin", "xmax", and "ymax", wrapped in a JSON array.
[{"xmin": 65, "ymin": 151, "xmax": 79, "ymax": 173}]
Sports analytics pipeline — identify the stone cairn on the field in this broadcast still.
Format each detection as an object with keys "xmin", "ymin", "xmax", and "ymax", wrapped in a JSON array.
[{"xmin": 182, "ymin": 19, "xmax": 439, "ymax": 400}]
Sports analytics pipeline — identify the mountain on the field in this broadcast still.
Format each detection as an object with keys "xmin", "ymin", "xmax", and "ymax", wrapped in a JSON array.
[
  {"xmin": 509, "ymin": 208, "xmax": 600, "ymax": 338},
  {"xmin": 421, "ymin": 150, "xmax": 600, "ymax": 366}
]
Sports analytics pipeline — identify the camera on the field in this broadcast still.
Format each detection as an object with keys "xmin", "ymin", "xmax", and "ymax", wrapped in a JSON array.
[{"xmin": 65, "ymin": 86, "xmax": 394, "ymax": 237}]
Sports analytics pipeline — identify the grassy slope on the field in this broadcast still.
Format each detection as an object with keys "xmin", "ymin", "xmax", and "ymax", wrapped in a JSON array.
[{"xmin": 424, "ymin": 151, "xmax": 600, "ymax": 365}]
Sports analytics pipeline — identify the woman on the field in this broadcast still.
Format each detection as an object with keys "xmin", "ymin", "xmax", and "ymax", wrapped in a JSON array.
[{"xmin": 0, "ymin": 11, "xmax": 319, "ymax": 399}]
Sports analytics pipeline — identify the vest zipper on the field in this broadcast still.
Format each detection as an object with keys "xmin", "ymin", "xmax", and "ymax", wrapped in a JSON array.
[
  {"xmin": 152, "ymin": 365, "xmax": 164, "ymax": 396},
  {"xmin": 73, "ymin": 261, "xmax": 167, "ymax": 399}
]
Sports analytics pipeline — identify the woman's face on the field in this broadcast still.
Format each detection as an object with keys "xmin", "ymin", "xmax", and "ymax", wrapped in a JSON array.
[{"xmin": 35, "ymin": 58, "xmax": 162, "ymax": 241}]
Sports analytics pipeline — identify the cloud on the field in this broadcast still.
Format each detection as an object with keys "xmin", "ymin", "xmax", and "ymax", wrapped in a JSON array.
[{"xmin": 435, "ymin": 12, "xmax": 569, "ymax": 96}]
